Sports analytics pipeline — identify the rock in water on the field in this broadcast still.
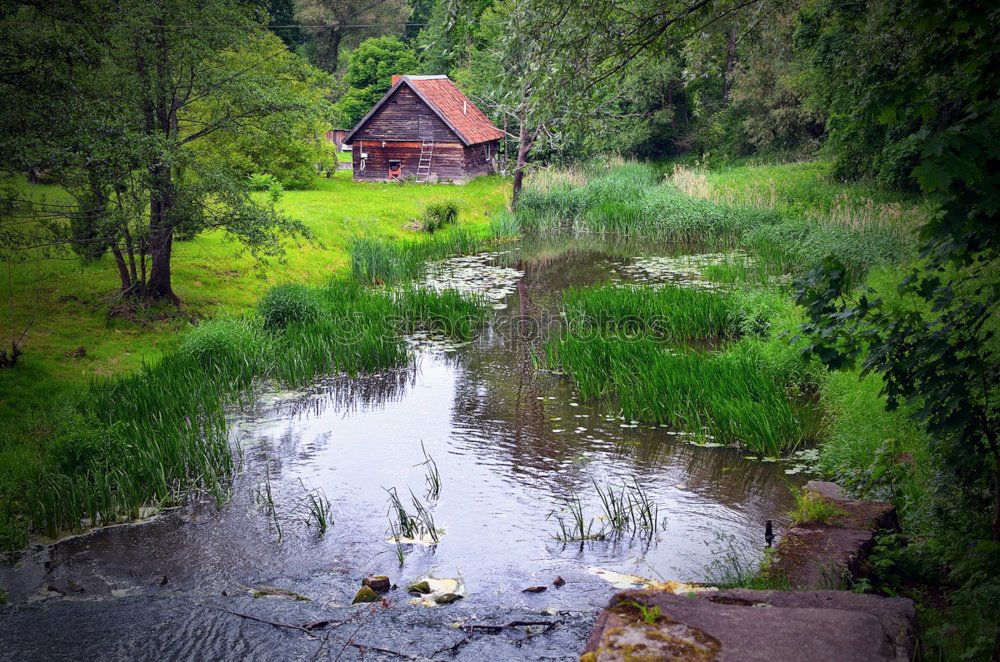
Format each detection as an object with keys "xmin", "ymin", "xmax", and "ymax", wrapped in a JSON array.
[
  {"xmin": 434, "ymin": 593, "xmax": 462, "ymax": 604},
  {"xmin": 553, "ymin": 577, "xmax": 566, "ymax": 588},
  {"xmin": 352, "ymin": 586, "xmax": 380, "ymax": 604},
  {"xmin": 250, "ymin": 586, "xmax": 310, "ymax": 601},
  {"xmin": 407, "ymin": 580, "xmax": 432, "ymax": 595},
  {"xmin": 522, "ymin": 586, "xmax": 547, "ymax": 593},
  {"xmin": 362, "ymin": 576, "xmax": 391, "ymax": 593}
]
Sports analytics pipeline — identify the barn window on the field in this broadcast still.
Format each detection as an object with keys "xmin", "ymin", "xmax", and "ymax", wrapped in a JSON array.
[{"xmin": 389, "ymin": 160, "xmax": 401, "ymax": 168}]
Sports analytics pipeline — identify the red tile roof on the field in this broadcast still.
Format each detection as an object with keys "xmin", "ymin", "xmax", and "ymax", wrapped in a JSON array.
[
  {"xmin": 344, "ymin": 75, "xmax": 505, "ymax": 146},
  {"xmin": 405, "ymin": 76, "xmax": 505, "ymax": 145}
]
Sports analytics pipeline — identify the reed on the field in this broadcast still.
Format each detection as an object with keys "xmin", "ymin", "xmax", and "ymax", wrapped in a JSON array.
[
  {"xmin": 255, "ymin": 466, "xmax": 282, "ymax": 541},
  {"xmin": 563, "ymin": 284, "xmax": 739, "ymax": 340},
  {"xmin": 390, "ymin": 522, "xmax": 406, "ymax": 567},
  {"xmin": 704, "ymin": 533, "xmax": 789, "ymax": 590},
  {"xmin": 419, "ymin": 442, "xmax": 442, "ymax": 500},
  {"xmin": 409, "ymin": 490, "xmax": 440, "ymax": 544},
  {"xmin": 349, "ymin": 227, "xmax": 485, "ymax": 285},
  {"xmin": 593, "ymin": 478, "xmax": 660, "ymax": 537},
  {"xmin": 302, "ymin": 484, "xmax": 332, "ymax": 535},
  {"xmin": 13, "ymin": 278, "xmax": 487, "ymax": 547},
  {"xmin": 514, "ymin": 161, "xmax": 781, "ymax": 244},
  {"xmin": 548, "ymin": 496, "xmax": 604, "ymax": 543},
  {"xmin": 385, "ymin": 487, "xmax": 420, "ymax": 539},
  {"xmin": 547, "ymin": 335, "xmax": 802, "ymax": 456},
  {"xmin": 384, "ymin": 487, "xmax": 440, "ymax": 543},
  {"xmin": 515, "ymin": 161, "xmax": 911, "ymax": 285}
]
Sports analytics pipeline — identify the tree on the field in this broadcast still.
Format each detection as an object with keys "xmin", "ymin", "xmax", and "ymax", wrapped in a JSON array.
[
  {"xmin": 415, "ymin": 0, "xmax": 493, "ymax": 73},
  {"xmin": 334, "ymin": 36, "xmax": 418, "ymax": 126},
  {"xmin": 470, "ymin": 0, "xmax": 759, "ymax": 206},
  {"xmin": 294, "ymin": 0, "xmax": 411, "ymax": 72},
  {"xmin": 0, "ymin": 0, "xmax": 331, "ymax": 302},
  {"xmin": 794, "ymin": 0, "xmax": 999, "ymax": 542},
  {"xmin": 266, "ymin": 0, "xmax": 305, "ymax": 48}
]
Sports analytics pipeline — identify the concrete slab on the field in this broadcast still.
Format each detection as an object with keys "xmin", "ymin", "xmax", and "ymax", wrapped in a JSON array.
[{"xmin": 581, "ymin": 588, "xmax": 916, "ymax": 662}]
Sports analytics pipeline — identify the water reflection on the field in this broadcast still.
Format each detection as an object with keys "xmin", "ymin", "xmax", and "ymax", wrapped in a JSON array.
[{"xmin": 3, "ymin": 238, "xmax": 800, "ymax": 609}]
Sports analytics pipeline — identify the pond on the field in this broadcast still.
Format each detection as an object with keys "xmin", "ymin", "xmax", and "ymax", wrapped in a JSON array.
[{"xmin": 0, "ymin": 238, "xmax": 803, "ymax": 658}]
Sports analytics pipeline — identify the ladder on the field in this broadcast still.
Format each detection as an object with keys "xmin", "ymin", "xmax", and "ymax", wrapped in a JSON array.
[{"xmin": 416, "ymin": 140, "xmax": 434, "ymax": 183}]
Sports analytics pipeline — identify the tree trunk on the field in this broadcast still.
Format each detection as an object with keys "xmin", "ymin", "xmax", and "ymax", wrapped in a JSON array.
[
  {"xmin": 992, "ymin": 444, "xmax": 1000, "ymax": 542},
  {"xmin": 511, "ymin": 121, "xmax": 532, "ymax": 210},
  {"xmin": 146, "ymin": 172, "xmax": 177, "ymax": 303},
  {"xmin": 143, "ymin": 15, "xmax": 179, "ymax": 303},
  {"xmin": 111, "ymin": 244, "xmax": 132, "ymax": 294},
  {"xmin": 722, "ymin": 25, "xmax": 738, "ymax": 104},
  {"xmin": 322, "ymin": 29, "xmax": 343, "ymax": 72}
]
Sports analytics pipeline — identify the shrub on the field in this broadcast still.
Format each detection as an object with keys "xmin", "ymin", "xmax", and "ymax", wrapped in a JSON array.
[
  {"xmin": 421, "ymin": 201, "xmax": 459, "ymax": 233},
  {"xmin": 789, "ymin": 488, "xmax": 846, "ymax": 525},
  {"xmin": 258, "ymin": 283, "xmax": 324, "ymax": 328},
  {"xmin": 178, "ymin": 317, "xmax": 272, "ymax": 370},
  {"xmin": 248, "ymin": 172, "xmax": 280, "ymax": 191}
]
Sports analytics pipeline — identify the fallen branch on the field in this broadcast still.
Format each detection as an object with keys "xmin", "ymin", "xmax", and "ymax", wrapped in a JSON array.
[
  {"xmin": 431, "ymin": 619, "xmax": 563, "ymax": 657},
  {"xmin": 201, "ymin": 603, "xmax": 344, "ymax": 637},
  {"xmin": 463, "ymin": 619, "xmax": 562, "ymax": 634},
  {"xmin": 347, "ymin": 642, "xmax": 434, "ymax": 660}
]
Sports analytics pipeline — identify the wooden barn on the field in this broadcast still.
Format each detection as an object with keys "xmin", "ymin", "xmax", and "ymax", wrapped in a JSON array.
[
  {"xmin": 342, "ymin": 75, "xmax": 504, "ymax": 183},
  {"xmin": 325, "ymin": 128, "xmax": 349, "ymax": 150}
]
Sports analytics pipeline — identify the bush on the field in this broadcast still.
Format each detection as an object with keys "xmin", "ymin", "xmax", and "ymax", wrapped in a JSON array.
[
  {"xmin": 421, "ymin": 201, "xmax": 459, "ymax": 233},
  {"xmin": 178, "ymin": 317, "xmax": 272, "ymax": 369},
  {"xmin": 248, "ymin": 173, "xmax": 280, "ymax": 191},
  {"xmin": 258, "ymin": 283, "xmax": 324, "ymax": 328},
  {"xmin": 789, "ymin": 488, "xmax": 845, "ymax": 525}
]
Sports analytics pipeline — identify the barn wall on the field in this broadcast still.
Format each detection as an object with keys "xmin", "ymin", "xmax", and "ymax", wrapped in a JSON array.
[
  {"xmin": 352, "ymin": 140, "xmax": 467, "ymax": 181},
  {"xmin": 353, "ymin": 87, "xmax": 457, "ymax": 143},
  {"xmin": 463, "ymin": 141, "xmax": 498, "ymax": 177}
]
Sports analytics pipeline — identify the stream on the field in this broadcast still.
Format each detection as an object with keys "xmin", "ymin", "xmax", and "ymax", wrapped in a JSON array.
[{"xmin": 0, "ymin": 238, "xmax": 803, "ymax": 661}]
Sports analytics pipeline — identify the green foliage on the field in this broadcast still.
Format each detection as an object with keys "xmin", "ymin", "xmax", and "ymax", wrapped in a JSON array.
[
  {"xmin": 420, "ymin": 201, "xmax": 459, "ymax": 233},
  {"xmin": 335, "ymin": 37, "xmax": 419, "ymax": 126},
  {"xmin": 189, "ymin": 36, "xmax": 336, "ymax": 190},
  {"xmin": 349, "ymin": 227, "xmax": 485, "ymax": 284},
  {"xmin": 789, "ymin": 488, "xmax": 845, "ymax": 525},
  {"xmin": 294, "ymin": 0, "xmax": 410, "ymax": 72},
  {"xmin": 562, "ymin": 284, "xmax": 739, "ymax": 340},
  {"xmin": 0, "ymin": 6, "xmax": 328, "ymax": 298},
  {"xmin": 0, "ymin": 277, "xmax": 487, "ymax": 549},
  {"xmin": 547, "ymin": 335, "xmax": 803, "ymax": 456},
  {"xmin": 178, "ymin": 317, "xmax": 273, "ymax": 369},
  {"xmin": 619, "ymin": 599, "xmax": 662, "ymax": 625},
  {"xmin": 515, "ymin": 163, "xmax": 784, "ymax": 241},
  {"xmin": 795, "ymin": 0, "xmax": 998, "ymax": 194},
  {"xmin": 258, "ymin": 283, "xmax": 324, "ymax": 328},
  {"xmin": 67, "ymin": 193, "xmax": 117, "ymax": 261},
  {"xmin": 705, "ymin": 533, "xmax": 789, "ymax": 590},
  {"xmin": 247, "ymin": 173, "xmax": 283, "ymax": 193}
]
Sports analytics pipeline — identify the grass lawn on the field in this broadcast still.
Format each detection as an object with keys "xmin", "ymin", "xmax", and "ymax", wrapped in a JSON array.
[
  {"xmin": 670, "ymin": 160, "xmax": 935, "ymax": 226},
  {"xmin": 0, "ymin": 171, "xmax": 507, "ymax": 444}
]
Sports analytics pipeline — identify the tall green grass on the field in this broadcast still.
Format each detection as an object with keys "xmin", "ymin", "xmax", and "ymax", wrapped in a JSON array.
[
  {"xmin": 350, "ymin": 227, "xmax": 485, "ymax": 284},
  {"xmin": 563, "ymin": 284, "xmax": 740, "ymax": 340},
  {"xmin": 546, "ymin": 336, "xmax": 801, "ymax": 455},
  {"xmin": 514, "ymin": 161, "xmax": 911, "ymax": 285},
  {"xmin": 4, "ymin": 280, "xmax": 487, "ymax": 547},
  {"xmin": 515, "ymin": 163, "xmax": 782, "ymax": 243},
  {"xmin": 547, "ymin": 282, "xmax": 816, "ymax": 456}
]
